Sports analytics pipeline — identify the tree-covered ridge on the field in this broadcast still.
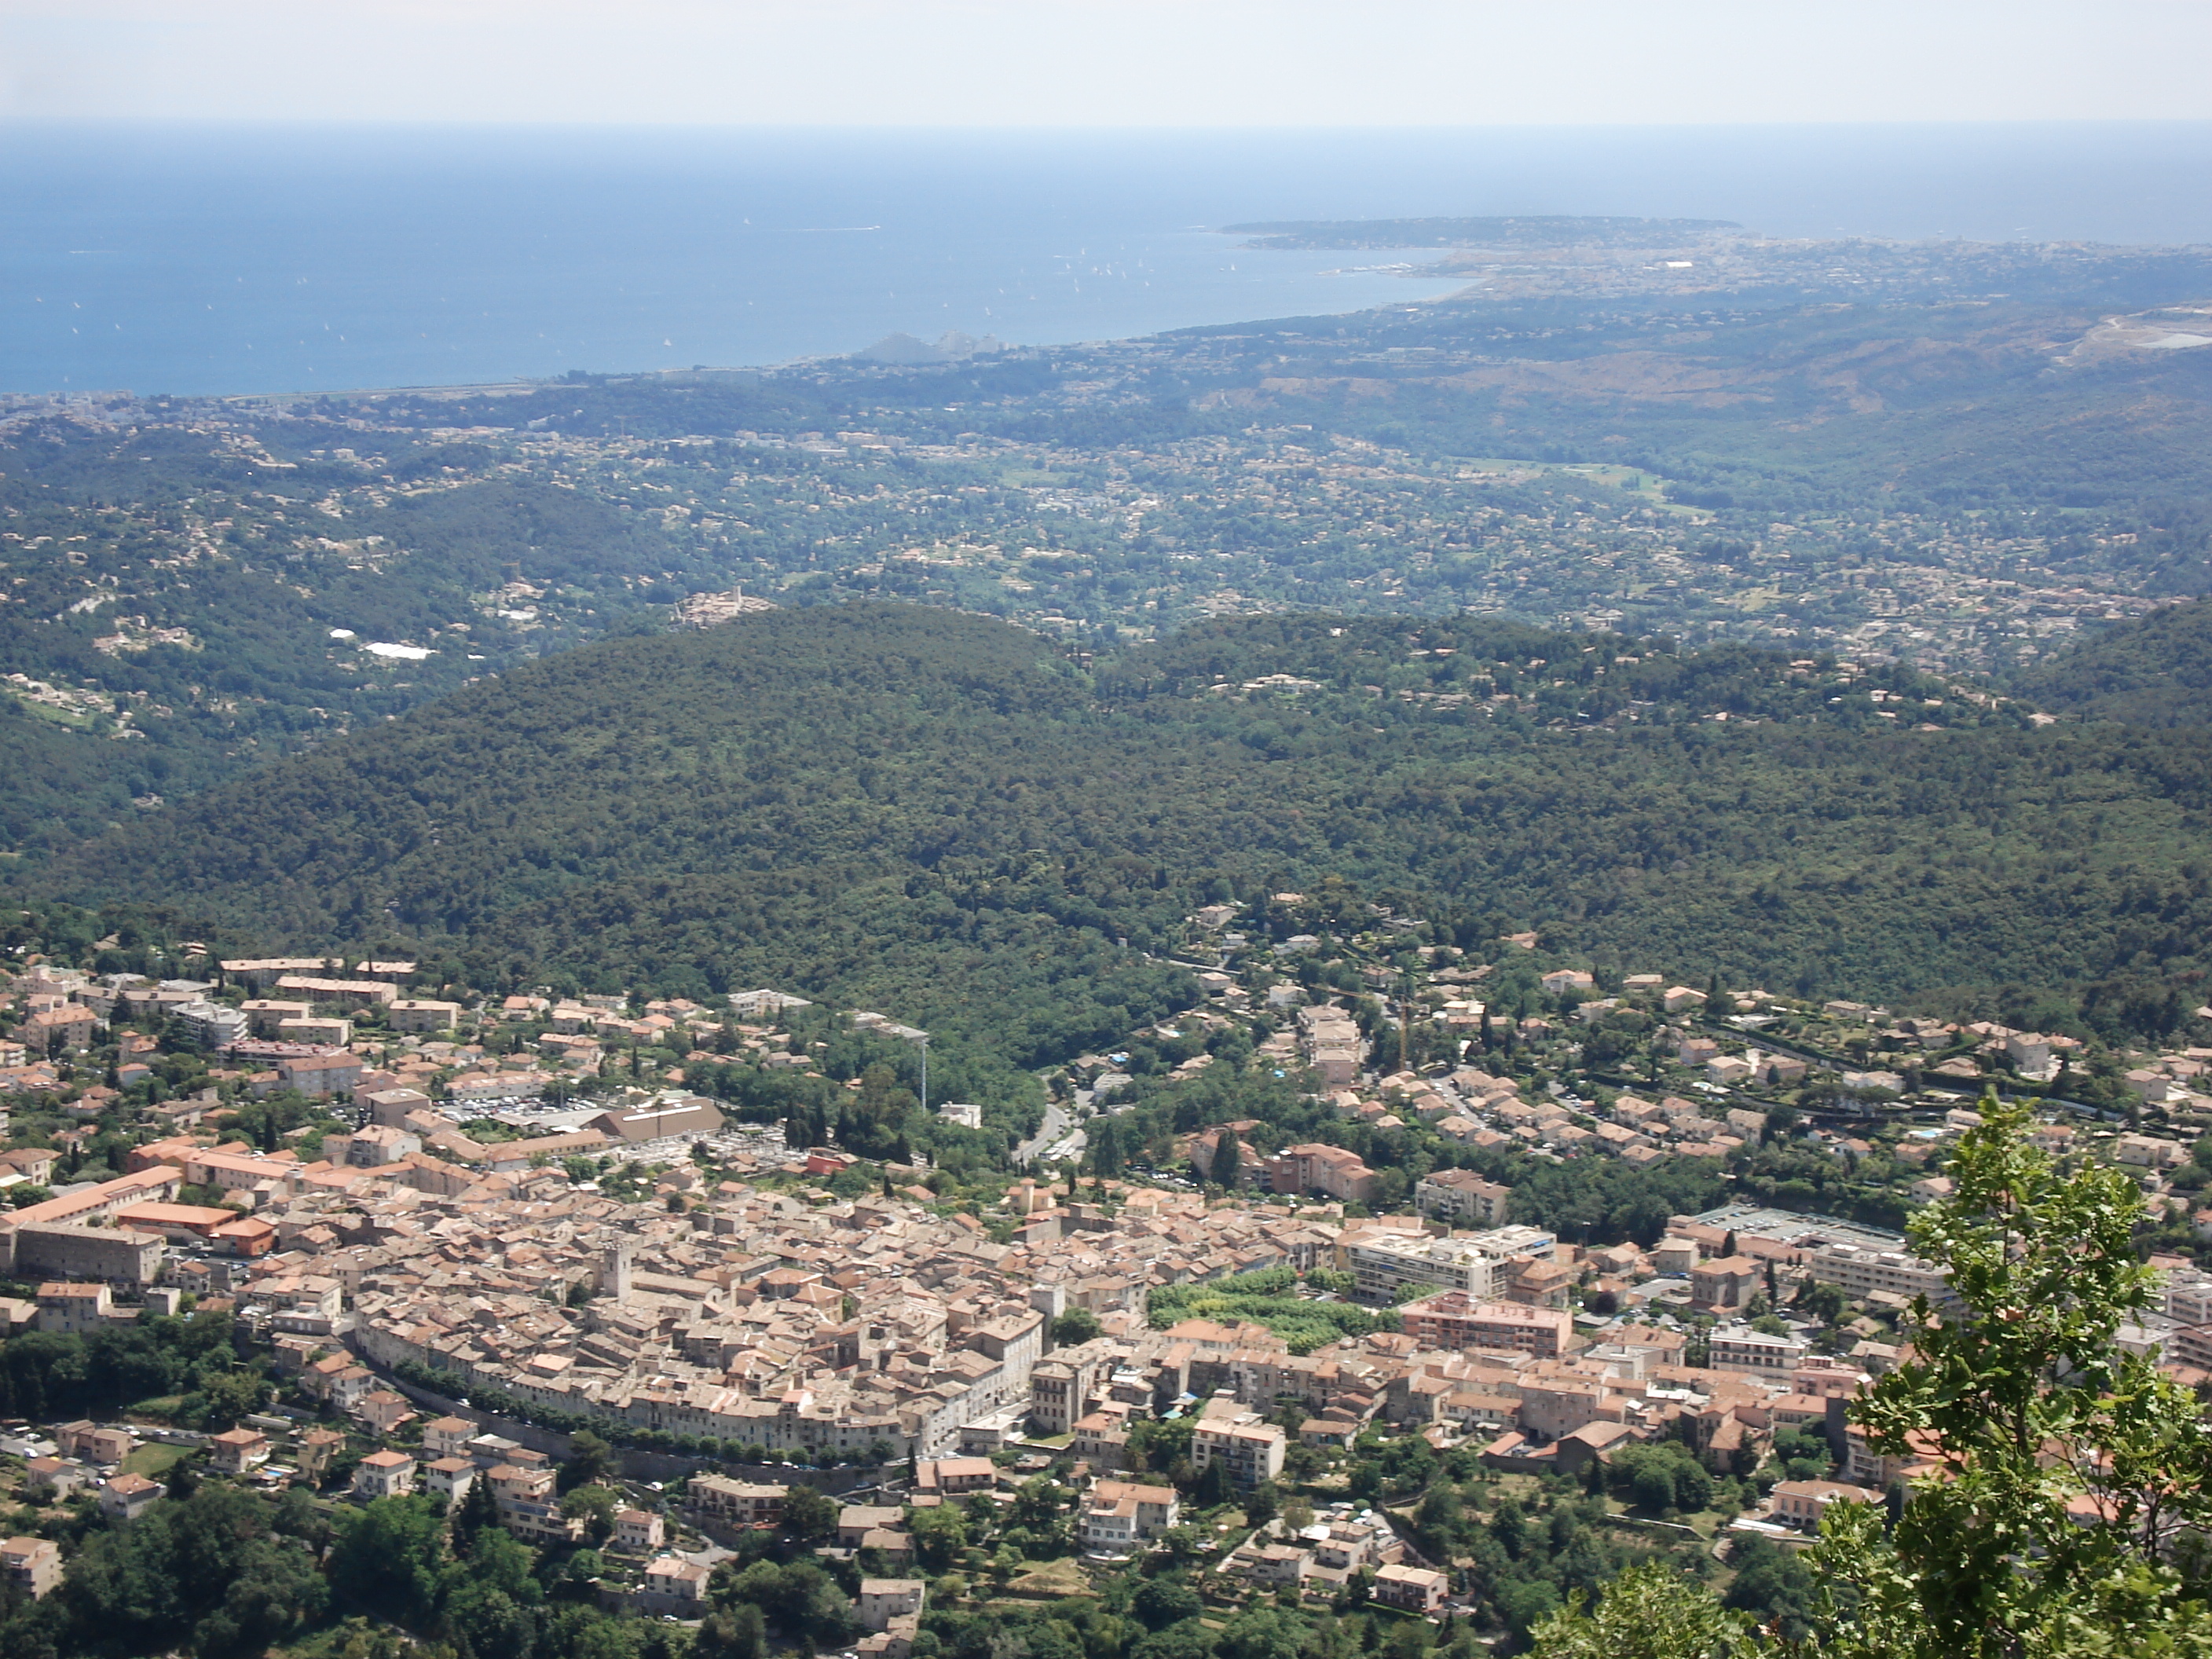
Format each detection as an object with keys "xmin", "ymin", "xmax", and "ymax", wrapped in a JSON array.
[
  {"xmin": 29, "ymin": 602, "xmax": 2212, "ymax": 1050},
  {"xmin": 10, "ymin": 237, "xmax": 2212, "ymax": 858},
  {"xmin": 2011, "ymin": 590, "xmax": 2212, "ymax": 727},
  {"xmin": 0, "ymin": 416, "xmax": 711, "ymax": 850}
]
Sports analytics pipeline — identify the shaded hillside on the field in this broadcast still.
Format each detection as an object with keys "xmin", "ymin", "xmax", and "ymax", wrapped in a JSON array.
[
  {"xmin": 0, "ymin": 419, "xmax": 720, "ymax": 852},
  {"xmin": 2014, "ymin": 593, "xmax": 2212, "ymax": 727},
  {"xmin": 0, "ymin": 698, "xmax": 157, "ymax": 851},
  {"xmin": 34, "ymin": 604, "xmax": 2212, "ymax": 1049},
  {"xmin": 1182, "ymin": 298, "xmax": 2212, "ymax": 513}
]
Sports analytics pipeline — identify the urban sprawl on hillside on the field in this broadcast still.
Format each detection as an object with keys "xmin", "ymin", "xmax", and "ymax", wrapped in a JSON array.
[{"xmin": 4, "ymin": 898, "xmax": 2212, "ymax": 1639}]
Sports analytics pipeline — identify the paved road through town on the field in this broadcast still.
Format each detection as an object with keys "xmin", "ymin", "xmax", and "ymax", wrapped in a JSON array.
[{"xmin": 1013, "ymin": 1101, "xmax": 1077, "ymax": 1165}]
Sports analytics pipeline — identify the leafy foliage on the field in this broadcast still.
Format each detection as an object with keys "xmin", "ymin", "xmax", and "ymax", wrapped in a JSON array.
[
  {"xmin": 2012, "ymin": 593, "xmax": 2212, "ymax": 727},
  {"xmin": 0, "ymin": 1309, "xmax": 256, "ymax": 1426},
  {"xmin": 37, "ymin": 604, "xmax": 2212, "ymax": 1055},
  {"xmin": 1533, "ymin": 1095, "xmax": 2212, "ymax": 1657},
  {"xmin": 1148, "ymin": 1266, "xmax": 1393, "ymax": 1353},
  {"xmin": 1807, "ymin": 1095, "xmax": 2212, "ymax": 1657},
  {"xmin": 1527, "ymin": 1561, "xmax": 1755, "ymax": 1659}
]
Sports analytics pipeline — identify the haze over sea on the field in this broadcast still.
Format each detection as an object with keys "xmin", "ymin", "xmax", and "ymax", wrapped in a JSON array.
[{"xmin": 6, "ymin": 122, "xmax": 2212, "ymax": 399}]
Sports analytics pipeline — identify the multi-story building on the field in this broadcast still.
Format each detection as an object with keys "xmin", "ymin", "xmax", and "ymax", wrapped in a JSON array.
[
  {"xmin": 1502, "ymin": 1256, "xmax": 1575, "ymax": 1309},
  {"xmin": 1079, "ymin": 1479, "xmax": 1180, "ymax": 1555},
  {"xmin": 1688, "ymin": 1255, "xmax": 1763, "ymax": 1313},
  {"xmin": 487, "ymin": 1462, "xmax": 581, "ymax": 1544},
  {"xmin": 859, "ymin": 1580, "xmax": 925, "ymax": 1630},
  {"xmin": 271, "ymin": 975, "xmax": 397, "ymax": 1009},
  {"xmin": 914, "ymin": 1457, "xmax": 996, "ymax": 1495},
  {"xmin": 22, "ymin": 1004, "xmax": 97, "ymax": 1052},
  {"xmin": 207, "ymin": 1428, "xmax": 271, "ymax": 1475},
  {"xmin": 1031, "ymin": 1349, "xmax": 1104, "ymax": 1434},
  {"xmin": 387, "ymin": 999, "xmax": 462, "ymax": 1035},
  {"xmin": 687, "ymin": 1476, "xmax": 787, "ymax": 1528},
  {"xmin": 296, "ymin": 1429, "xmax": 346, "ymax": 1482},
  {"xmin": 1771, "ymin": 1479, "xmax": 1879, "ymax": 1532},
  {"xmin": 1297, "ymin": 1005, "xmax": 1366, "ymax": 1088},
  {"xmin": 1072, "ymin": 1408, "xmax": 1132, "ymax": 1471},
  {"xmin": 2115, "ymin": 1133, "xmax": 2185, "ymax": 1170},
  {"xmin": 19, "ymin": 1223, "xmax": 163, "ymax": 1287},
  {"xmin": 1514, "ymin": 1366, "xmax": 1608, "ymax": 1441},
  {"xmin": 1265, "ymin": 1144, "xmax": 1379, "ymax": 1205},
  {"xmin": 1372, "ymin": 1564, "xmax": 1448, "ymax": 1614},
  {"xmin": 836, "ymin": 1505, "xmax": 905, "ymax": 1548},
  {"xmin": 352, "ymin": 1450, "xmax": 416, "ymax": 1500},
  {"xmin": 0, "ymin": 1169, "xmax": 182, "ymax": 1259},
  {"xmin": 1343, "ymin": 1225, "xmax": 1556, "ymax": 1306},
  {"xmin": 175, "ymin": 1146, "xmax": 301, "ymax": 1200},
  {"xmin": 1708, "ymin": 1325, "xmax": 1811, "ymax": 1376},
  {"xmin": 1806, "ymin": 1243, "xmax": 1960, "ymax": 1313},
  {"xmin": 2163, "ymin": 1269, "xmax": 2212, "ymax": 1328},
  {"xmin": 1841, "ymin": 1425, "xmax": 1942, "ymax": 1489},
  {"xmin": 35, "ymin": 1281, "xmax": 115, "ymax": 1334},
  {"xmin": 277, "ymin": 1052, "xmax": 364, "ymax": 1099},
  {"xmin": 636, "ymin": 1558, "xmax": 711, "ymax": 1615},
  {"xmin": 0, "ymin": 1536, "xmax": 62, "ymax": 1599},
  {"xmin": 1398, "ymin": 1293, "xmax": 1573, "ymax": 1358},
  {"xmin": 1190, "ymin": 1406, "xmax": 1285, "ymax": 1490},
  {"xmin": 99, "ymin": 1472, "xmax": 163, "ymax": 1522},
  {"xmin": 173, "ymin": 1001, "xmax": 248, "ymax": 1049},
  {"xmin": 422, "ymin": 1457, "xmax": 477, "ymax": 1502},
  {"xmin": 423, "ymin": 1415, "xmax": 478, "ymax": 1461},
  {"xmin": 613, "ymin": 1509, "xmax": 665, "ymax": 1552},
  {"xmin": 1344, "ymin": 1235, "xmax": 1500, "ymax": 1304},
  {"xmin": 2170, "ymin": 1323, "xmax": 2212, "ymax": 1371},
  {"xmin": 1412, "ymin": 1169, "xmax": 1511, "ymax": 1228},
  {"xmin": 53, "ymin": 1423, "xmax": 136, "ymax": 1465},
  {"xmin": 240, "ymin": 999, "xmax": 313, "ymax": 1037}
]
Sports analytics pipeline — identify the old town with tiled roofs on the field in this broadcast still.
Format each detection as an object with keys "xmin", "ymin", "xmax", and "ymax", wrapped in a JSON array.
[{"xmin": 6, "ymin": 906, "xmax": 2212, "ymax": 1620}]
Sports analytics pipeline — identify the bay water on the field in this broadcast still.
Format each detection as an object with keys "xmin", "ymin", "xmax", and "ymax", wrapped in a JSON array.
[{"xmin": 3, "ymin": 122, "xmax": 2210, "ymax": 397}]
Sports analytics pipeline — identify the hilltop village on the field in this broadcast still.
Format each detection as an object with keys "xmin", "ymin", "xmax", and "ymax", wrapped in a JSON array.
[{"xmin": 2, "ymin": 901, "xmax": 2212, "ymax": 1643}]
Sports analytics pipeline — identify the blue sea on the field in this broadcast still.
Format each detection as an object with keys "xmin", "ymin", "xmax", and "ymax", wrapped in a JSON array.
[{"xmin": 5, "ymin": 123, "xmax": 2212, "ymax": 397}]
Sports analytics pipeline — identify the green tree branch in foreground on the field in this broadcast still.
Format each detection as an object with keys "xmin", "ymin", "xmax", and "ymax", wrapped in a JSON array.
[
  {"xmin": 1532, "ymin": 1093, "xmax": 2212, "ymax": 1659},
  {"xmin": 1527, "ymin": 1562, "xmax": 1756, "ymax": 1658}
]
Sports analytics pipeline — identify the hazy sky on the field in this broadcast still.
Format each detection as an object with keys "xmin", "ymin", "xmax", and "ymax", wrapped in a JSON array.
[{"xmin": 2, "ymin": 0, "xmax": 2207, "ymax": 126}]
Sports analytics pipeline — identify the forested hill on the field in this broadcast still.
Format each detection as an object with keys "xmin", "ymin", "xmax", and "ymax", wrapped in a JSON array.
[
  {"xmin": 2013, "ymin": 591, "xmax": 2212, "ymax": 727},
  {"xmin": 11, "ymin": 235, "xmax": 2212, "ymax": 863},
  {"xmin": 31, "ymin": 602, "xmax": 2212, "ymax": 1050}
]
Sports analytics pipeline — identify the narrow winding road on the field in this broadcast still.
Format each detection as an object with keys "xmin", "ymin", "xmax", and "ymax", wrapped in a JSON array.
[{"xmin": 1013, "ymin": 1101, "xmax": 1072, "ymax": 1165}]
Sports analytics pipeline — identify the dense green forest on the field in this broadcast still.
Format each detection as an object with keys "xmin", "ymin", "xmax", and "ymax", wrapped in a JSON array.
[
  {"xmin": 0, "ymin": 420, "xmax": 707, "ymax": 850},
  {"xmin": 2012, "ymin": 590, "xmax": 2212, "ymax": 725},
  {"xmin": 29, "ymin": 602, "xmax": 2212, "ymax": 1057},
  {"xmin": 11, "ymin": 235, "xmax": 2212, "ymax": 859}
]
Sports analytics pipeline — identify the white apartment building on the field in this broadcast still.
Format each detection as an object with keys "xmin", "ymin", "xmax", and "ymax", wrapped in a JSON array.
[
  {"xmin": 1412, "ymin": 1170, "xmax": 1513, "ymax": 1228},
  {"xmin": 1708, "ymin": 1325, "xmax": 1811, "ymax": 1376},
  {"xmin": 1190, "ymin": 1413, "xmax": 1286, "ymax": 1490},
  {"xmin": 1344, "ymin": 1224, "xmax": 1556, "ymax": 1305},
  {"xmin": 1346, "ymin": 1235, "xmax": 1497, "ymax": 1303},
  {"xmin": 2165, "ymin": 1269, "xmax": 2212, "ymax": 1328},
  {"xmin": 1078, "ymin": 1480, "xmax": 1179, "ymax": 1555},
  {"xmin": 1806, "ymin": 1242, "xmax": 1961, "ymax": 1313}
]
